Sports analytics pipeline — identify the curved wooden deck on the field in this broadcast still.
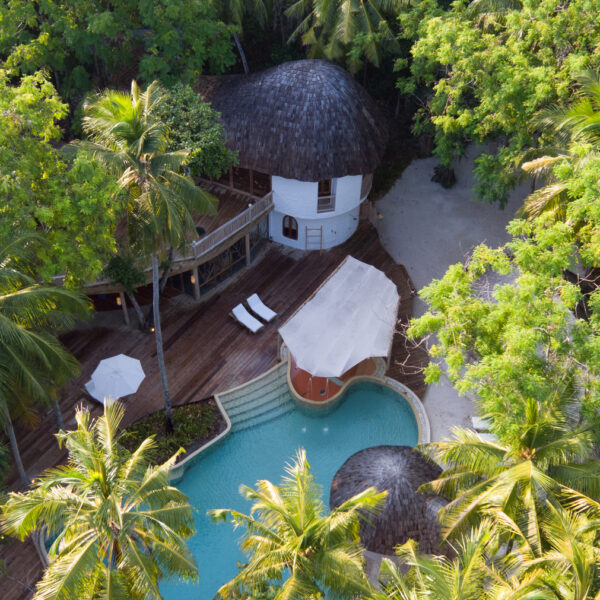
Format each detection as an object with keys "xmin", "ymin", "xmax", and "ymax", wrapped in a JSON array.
[{"xmin": 0, "ymin": 221, "xmax": 428, "ymax": 600}]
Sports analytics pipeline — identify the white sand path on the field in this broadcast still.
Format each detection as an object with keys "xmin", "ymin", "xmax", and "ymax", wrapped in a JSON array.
[{"xmin": 375, "ymin": 145, "xmax": 528, "ymax": 441}]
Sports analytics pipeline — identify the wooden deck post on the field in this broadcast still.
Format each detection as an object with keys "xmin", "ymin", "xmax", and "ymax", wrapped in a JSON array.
[
  {"xmin": 118, "ymin": 291, "xmax": 130, "ymax": 326},
  {"xmin": 245, "ymin": 232, "xmax": 251, "ymax": 266},
  {"xmin": 192, "ymin": 266, "xmax": 200, "ymax": 300},
  {"xmin": 249, "ymin": 169, "xmax": 254, "ymax": 195}
]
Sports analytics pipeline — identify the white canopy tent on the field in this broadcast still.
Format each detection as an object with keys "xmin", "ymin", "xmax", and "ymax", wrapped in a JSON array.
[{"xmin": 279, "ymin": 256, "xmax": 399, "ymax": 378}]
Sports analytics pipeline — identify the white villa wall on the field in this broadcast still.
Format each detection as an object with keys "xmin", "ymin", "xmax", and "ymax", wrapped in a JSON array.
[{"xmin": 270, "ymin": 174, "xmax": 363, "ymax": 249}]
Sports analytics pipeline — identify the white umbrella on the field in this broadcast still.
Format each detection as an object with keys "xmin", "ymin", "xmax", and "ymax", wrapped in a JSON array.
[{"xmin": 85, "ymin": 354, "xmax": 145, "ymax": 405}]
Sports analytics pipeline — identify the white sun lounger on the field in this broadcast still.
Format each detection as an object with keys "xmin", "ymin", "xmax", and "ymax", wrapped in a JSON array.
[
  {"xmin": 478, "ymin": 432, "xmax": 498, "ymax": 443},
  {"xmin": 231, "ymin": 303, "xmax": 264, "ymax": 333},
  {"xmin": 247, "ymin": 293, "xmax": 277, "ymax": 322}
]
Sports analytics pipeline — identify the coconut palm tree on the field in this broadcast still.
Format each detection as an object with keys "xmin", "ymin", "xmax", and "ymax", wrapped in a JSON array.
[
  {"xmin": 376, "ymin": 520, "xmax": 495, "ymax": 600},
  {"xmin": 493, "ymin": 504, "xmax": 600, "ymax": 600},
  {"xmin": 77, "ymin": 80, "xmax": 217, "ymax": 432},
  {"xmin": 0, "ymin": 402, "xmax": 198, "ymax": 600},
  {"xmin": 209, "ymin": 448, "xmax": 386, "ymax": 599},
  {"xmin": 285, "ymin": 0, "xmax": 401, "ymax": 72},
  {"xmin": 422, "ymin": 399, "xmax": 600, "ymax": 552},
  {"xmin": 0, "ymin": 235, "xmax": 90, "ymax": 485},
  {"xmin": 520, "ymin": 71, "xmax": 600, "ymax": 221}
]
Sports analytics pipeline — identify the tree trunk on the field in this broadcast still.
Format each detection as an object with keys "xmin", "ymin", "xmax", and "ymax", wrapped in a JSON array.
[
  {"xmin": 159, "ymin": 248, "xmax": 174, "ymax": 294},
  {"xmin": 144, "ymin": 249, "xmax": 174, "ymax": 330},
  {"xmin": 126, "ymin": 291, "xmax": 146, "ymax": 330},
  {"xmin": 152, "ymin": 255, "xmax": 174, "ymax": 433},
  {"xmin": 233, "ymin": 31, "xmax": 250, "ymax": 74},
  {"xmin": 51, "ymin": 396, "xmax": 64, "ymax": 431},
  {"xmin": 0, "ymin": 399, "xmax": 29, "ymax": 486}
]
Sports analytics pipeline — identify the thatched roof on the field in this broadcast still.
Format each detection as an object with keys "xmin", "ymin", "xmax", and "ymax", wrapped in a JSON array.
[
  {"xmin": 329, "ymin": 446, "xmax": 446, "ymax": 555},
  {"xmin": 196, "ymin": 60, "xmax": 387, "ymax": 181}
]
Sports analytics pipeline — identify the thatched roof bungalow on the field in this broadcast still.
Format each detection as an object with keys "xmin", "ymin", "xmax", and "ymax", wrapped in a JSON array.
[
  {"xmin": 197, "ymin": 59, "xmax": 387, "ymax": 250},
  {"xmin": 329, "ymin": 445, "xmax": 447, "ymax": 555}
]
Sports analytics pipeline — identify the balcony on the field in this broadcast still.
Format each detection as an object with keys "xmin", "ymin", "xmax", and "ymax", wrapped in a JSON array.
[{"xmin": 317, "ymin": 194, "xmax": 336, "ymax": 213}]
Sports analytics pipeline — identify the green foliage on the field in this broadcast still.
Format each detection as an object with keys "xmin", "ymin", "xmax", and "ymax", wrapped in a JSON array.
[
  {"xmin": 0, "ymin": 71, "xmax": 122, "ymax": 286},
  {"xmin": 421, "ymin": 401, "xmax": 600, "ymax": 547},
  {"xmin": 0, "ymin": 0, "xmax": 236, "ymax": 99},
  {"xmin": 209, "ymin": 449, "xmax": 386, "ymax": 599},
  {"xmin": 156, "ymin": 83, "xmax": 237, "ymax": 178},
  {"xmin": 120, "ymin": 401, "xmax": 220, "ymax": 465},
  {"xmin": 0, "ymin": 443, "xmax": 9, "ymax": 490},
  {"xmin": 409, "ymin": 193, "xmax": 600, "ymax": 442},
  {"xmin": 77, "ymin": 80, "xmax": 217, "ymax": 257},
  {"xmin": 399, "ymin": 0, "xmax": 600, "ymax": 205},
  {"xmin": 378, "ymin": 509, "xmax": 600, "ymax": 600},
  {"xmin": 0, "ymin": 235, "xmax": 91, "ymax": 406},
  {"xmin": 0, "ymin": 403, "xmax": 198, "ymax": 600},
  {"xmin": 286, "ymin": 0, "xmax": 403, "ymax": 72},
  {"xmin": 104, "ymin": 256, "xmax": 146, "ymax": 296}
]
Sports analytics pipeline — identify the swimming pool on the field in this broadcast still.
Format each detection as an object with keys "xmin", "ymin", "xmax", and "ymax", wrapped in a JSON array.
[{"xmin": 161, "ymin": 380, "xmax": 419, "ymax": 599}]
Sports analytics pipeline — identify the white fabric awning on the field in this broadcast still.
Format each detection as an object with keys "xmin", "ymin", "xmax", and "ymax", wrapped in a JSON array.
[{"xmin": 278, "ymin": 256, "xmax": 399, "ymax": 377}]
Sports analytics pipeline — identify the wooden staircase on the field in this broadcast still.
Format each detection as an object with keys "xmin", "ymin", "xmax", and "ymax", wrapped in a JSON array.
[{"xmin": 305, "ymin": 226, "xmax": 323, "ymax": 251}]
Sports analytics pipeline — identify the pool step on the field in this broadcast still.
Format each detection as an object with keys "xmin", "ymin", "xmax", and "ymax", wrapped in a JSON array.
[{"xmin": 217, "ymin": 363, "xmax": 295, "ymax": 432}]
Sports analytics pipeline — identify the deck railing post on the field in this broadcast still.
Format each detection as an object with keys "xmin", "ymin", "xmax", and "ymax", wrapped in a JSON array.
[
  {"xmin": 245, "ymin": 233, "xmax": 251, "ymax": 266},
  {"xmin": 192, "ymin": 266, "xmax": 200, "ymax": 300}
]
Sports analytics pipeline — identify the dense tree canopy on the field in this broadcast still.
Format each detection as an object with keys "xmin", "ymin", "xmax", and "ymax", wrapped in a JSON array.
[
  {"xmin": 155, "ymin": 83, "xmax": 237, "ymax": 178},
  {"xmin": 0, "ymin": 0, "xmax": 236, "ymax": 99},
  {"xmin": 398, "ymin": 0, "xmax": 600, "ymax": 205},
  {"xmin": 0, "ymin": 71, "xmax": 122, "ymax": 286}
]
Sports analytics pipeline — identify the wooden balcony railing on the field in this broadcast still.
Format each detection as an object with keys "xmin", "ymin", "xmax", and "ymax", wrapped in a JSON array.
[
  {"xmin": 173, "ymin": 190, "xmax": 273, "ymax": 264},
  {"xmin": 54, "ymin": 190, "xmax": 274, "ymax": 291}
]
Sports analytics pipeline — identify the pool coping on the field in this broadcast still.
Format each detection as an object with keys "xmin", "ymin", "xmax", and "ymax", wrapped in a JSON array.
[{"xmin": 35, "ymin": 364, "xmax": 430, "ymax": 567}]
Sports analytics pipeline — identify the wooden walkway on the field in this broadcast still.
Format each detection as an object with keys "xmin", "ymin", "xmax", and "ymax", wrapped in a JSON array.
[{"xmin": 0, "ymin": 222, "xmax": 427, "ymax": 599}]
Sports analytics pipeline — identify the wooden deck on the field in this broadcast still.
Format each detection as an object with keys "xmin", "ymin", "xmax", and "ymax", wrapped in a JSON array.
[
  {"xmin": 0, "ymin": 222, "xmax": 427, "ymax": 600},
  {"xmin": 192, "ymin": 185, "xmax": 256, "ymax": 236}
]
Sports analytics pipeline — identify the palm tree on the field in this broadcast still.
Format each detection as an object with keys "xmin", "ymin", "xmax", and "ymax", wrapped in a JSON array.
[
  {"xmin": 376, "ymin": 520, "xmax": 494, "ymax": 600},
  {"xmin": 209, "ymin": 448, "xmax": 386, "ymax": 599},
  {"xmin": 0, "ymin": 235, "xmax": 90, "ymax": 485},
  {"xmin": 520, "ymin": 71, "xmax": 600, "ymax": 221},
  {"xmin": 210, "ymin": 0, "xmax": 272, "ymax": 73},
  {"xmin": 0, "ymin": 402, "xmax": 198, "ymax": 600},
  {"xmin": 421, "ymin": 400, "xmax": 600, "ymax": 552},
  {"xmin": 500, "ymin": 504, "xmax": 600, "ymax": 600},
  {"xmin": 286, "ymin": 0, "xmax": 401, "ymax": 72},
  {"xmin": 77, "ymin": 80, "xmax": 217, "ymax": 432}
]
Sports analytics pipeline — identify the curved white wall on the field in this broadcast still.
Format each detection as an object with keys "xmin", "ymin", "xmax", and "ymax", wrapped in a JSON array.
[{"xmin": 269, "ymin": 174, "xmax": 364, "ymax": 249}]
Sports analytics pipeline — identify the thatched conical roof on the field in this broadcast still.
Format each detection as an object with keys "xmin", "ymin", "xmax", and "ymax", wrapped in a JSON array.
[
  {"xmin": 196, "ymin": 60, "xmax": 387, "ymax": 181},
  {"xmin": 329, "ymin": 445, "xmax": 446, "ymax": 555}
]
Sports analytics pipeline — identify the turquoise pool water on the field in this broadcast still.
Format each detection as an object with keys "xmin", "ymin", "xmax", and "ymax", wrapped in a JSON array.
[{"xmin": 161, "ymin": 381, "xmax": 419, "ymax": 599}]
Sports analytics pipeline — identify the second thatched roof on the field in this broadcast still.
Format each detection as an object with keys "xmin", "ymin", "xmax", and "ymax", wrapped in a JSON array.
[
  {"xmin": 196, "ymin": 59, "xmax": 387, "ymax": 181},
  {"xmin": 329, "ymin": 445, "xmax": 446, "ymax": 555}
]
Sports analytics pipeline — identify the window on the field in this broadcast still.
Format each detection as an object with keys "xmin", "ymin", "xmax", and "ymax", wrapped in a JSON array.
[
  {"xmin": 317, "ymin": 179, "xmax": 336, "ymax": 213},
  {"xmin": 282, "ymin": 215, "xmax": 298, "ymax": 240},
  {"xmin": 318, "ymin": 179, "xmax": 332, "ymax": 197}
]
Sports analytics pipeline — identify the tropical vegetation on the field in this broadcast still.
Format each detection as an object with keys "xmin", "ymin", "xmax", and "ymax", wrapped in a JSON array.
[
  {"xmin": 76, "ymin": 79, "xmax": 218, "ymax": 432},
  {"xmin": 0, "ymin": 235, "xmax": 90, "ymax": 485},
  {"xmin": 1, "ymin": 403, "xmax": 198, "ymax": 600},
  {"xmin": 209, "ymin": 449, "xmax": 386, "ymax": 599},
  {"xmin": 1, "ymin": 0, "xmax": 600, "ymax": 598}
]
